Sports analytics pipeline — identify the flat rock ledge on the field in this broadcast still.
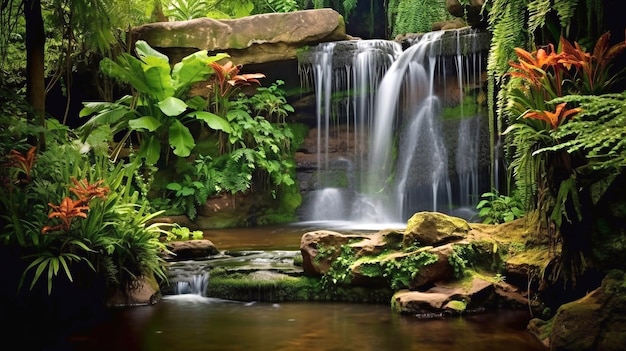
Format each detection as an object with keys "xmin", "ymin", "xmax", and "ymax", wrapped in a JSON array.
[
  {"xmin": 165, "ymin": 239, "xmax": 220, "ymax": 260},
  {"xmin": 128, "ymin": 9, "xmax": 348, "ymax": 65}
]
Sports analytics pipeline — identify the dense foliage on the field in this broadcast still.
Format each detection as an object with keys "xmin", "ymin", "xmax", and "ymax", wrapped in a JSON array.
[{"xmin": 0, "ymin": 115, "xmax": 170, "ymax": 295}]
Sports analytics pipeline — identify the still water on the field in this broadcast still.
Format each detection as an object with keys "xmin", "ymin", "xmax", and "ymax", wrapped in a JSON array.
[
  {"xmin": 68, "ymin": 222, "xmax": 547, "ymax": 351},
  {"xmin": 70, "ymin": 297, "xmax": 547, "ymax": 351}
]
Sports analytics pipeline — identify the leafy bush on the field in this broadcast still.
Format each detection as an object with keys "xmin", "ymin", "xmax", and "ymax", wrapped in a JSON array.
[
  {"xmin": 0, "ymin": 116, "xmax": 170, "ymax": 295},
  {"xmin": 79, "ymin": 40, "xmax": 231, "ymax": 166},
  {"xmin": 476, "ymin": 189, "xmax": 525, "ymax": 224}
]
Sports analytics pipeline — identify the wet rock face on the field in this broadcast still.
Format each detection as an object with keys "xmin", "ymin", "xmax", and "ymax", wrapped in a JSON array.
[{"xmin": 128, "ymin": 9, "xmax": 348, "ymax": 65}]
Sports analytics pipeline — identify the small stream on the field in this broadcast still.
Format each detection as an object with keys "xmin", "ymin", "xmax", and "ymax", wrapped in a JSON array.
[{"xmin": 67, "ymin": 223, "xmax": 548, "ymax": 351}]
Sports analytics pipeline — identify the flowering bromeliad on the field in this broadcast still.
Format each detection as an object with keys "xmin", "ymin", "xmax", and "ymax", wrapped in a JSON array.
[
  {"xmin": 508, "ymin": 30, "xmax": 626, "ymax": 131},
  {"xmin": 4, "ymin": 146, "xmax": 37, "ymax": 185},
  {"xmin": 69, "ymin": 177, "xmax": 110, "ymax": 202},
  {"xmin": 41, "ymin": 177, "xmax": 110, "ymax": 234},
  {"xmin": 524, "ymin": 102, "xmax": 582, "ymax": 130},
  {"xmin": 209, "ymin": 60, "xmax": 266, "ymax": 98}
]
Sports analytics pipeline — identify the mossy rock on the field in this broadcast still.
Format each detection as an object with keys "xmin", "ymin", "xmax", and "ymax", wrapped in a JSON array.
[
  {"xmin": 404, "ymin": 211, "xmax": 470, "ymax": 247},
  {"xmin": 206, "ymin": 268, "xmax": 392, "ymax": 303}
]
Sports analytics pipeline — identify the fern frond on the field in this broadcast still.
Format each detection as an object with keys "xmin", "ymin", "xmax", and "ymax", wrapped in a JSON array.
[
  {"xmin": 527, "ymin": 0, "xmax": 551, "ymax": 35},
  {"xmin": 552, "ymin": 0, "xmax": 579, "ymax": 29}
]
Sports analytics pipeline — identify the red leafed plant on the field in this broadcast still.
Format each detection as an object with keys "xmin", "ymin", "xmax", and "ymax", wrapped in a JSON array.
[
  {"xmin": 69, "ymin": 177, "xmax": 110, "ymax": 202},
  {"xmin": 41, "ymin": 197, "xmax": 90, "ymax": 234},
  {"xmin": 41, "ymin": 177, "xmax": 110, "ymax": 234},
  {"xmin": 5, "ymin": 146, "xmax": 37, "ymax": 185}
]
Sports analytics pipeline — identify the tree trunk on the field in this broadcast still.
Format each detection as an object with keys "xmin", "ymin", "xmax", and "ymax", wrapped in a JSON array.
[{"xmin": 24, "ymin": 0, "xmax": 46, "ymax": 147}]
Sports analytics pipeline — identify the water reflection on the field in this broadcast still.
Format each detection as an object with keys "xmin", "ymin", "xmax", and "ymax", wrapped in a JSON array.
[{"xmin": 70, "ymin": 297, "xmax": 547, "ymax": 351}]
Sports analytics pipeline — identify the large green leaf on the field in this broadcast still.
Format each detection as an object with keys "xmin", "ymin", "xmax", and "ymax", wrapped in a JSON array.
[
  {"xmin": 186, "ymin": 111, "xmax": 232, "ymax": 133},
  {"xmin": 138, "ymin": 135, "xmax": 162, "ymax": 165},
  {"xmin": 172, "ymin": 52, "xmax": 229, "ymax": 95},
  {"xmin": 135, "ymin": 40, "xmax": 170, "ymax": 66},
  {"xmin": 158, "ymin": 97, "xmax": 188, "ymax": 116},
  {"xmin": 143, "ymin": 66, "xmax": 175, "ymax": 101},
  {"xmin": 128, "ymin": 116, "xmax": 162, "ymax": 131},
  {"xmin": 100, "ymin": 55, "xmax": 151, "ymax": 95},
  {"xmin": 168, "ymin": 119, "xmax": 195, "ymax": 157}
]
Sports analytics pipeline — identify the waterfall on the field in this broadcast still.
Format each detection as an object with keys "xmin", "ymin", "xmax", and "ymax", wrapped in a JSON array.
[
  {"xmin": 166, "ymin": 261, "xmax": 211, "ymax": 296},
  {"xmin": 173, "ymin": 272, "xmax": 209, "ymax": 296},
  {"xmin": 298, "ymin": 28, "xmax": 489, "ymax": 224}
]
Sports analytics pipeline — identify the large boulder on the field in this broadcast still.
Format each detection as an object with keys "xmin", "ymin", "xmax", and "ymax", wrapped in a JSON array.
[
  {"xmin": 404, "ymin": 211, "xmax": 470, "ymax": 246},
  {"xmin": 391, "ymin": 277, "xmax": 496, "ymax": 316},
  {"xmin": 299, "ymin": 230, "xmax": 369, "ymax": 276},
  {"xmin": 165, "ymin": 239, "xmax": 219, "ymax": 260},
  {"xmin": 528, "ymin": 270, "xmax": 626, "ymax": 351},
  {"xmin": 128, "ymin": 9, "xmax": 348, "ymax": 65}
]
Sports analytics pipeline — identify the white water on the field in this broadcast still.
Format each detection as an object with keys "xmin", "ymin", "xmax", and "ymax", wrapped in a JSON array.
[{"xmin": 299, "ymin": 30, "xmax": 486, "ymax": 225}]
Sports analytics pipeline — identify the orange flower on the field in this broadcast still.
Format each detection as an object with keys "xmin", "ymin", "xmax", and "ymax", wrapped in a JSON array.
[
  {"xmin": 42, "ymin": 197, "xmax": 90, "ymax": 233},
  {"xmin": 508, "ymin": 44, "xmax": 566, "ymax": 96},
  {"xmin": 69, "ymin": 177, "xmax": 109, "ymax": 202},
  {"xmin": 524, "ymin": 103, "xmax": 582, "ymax": 129}
]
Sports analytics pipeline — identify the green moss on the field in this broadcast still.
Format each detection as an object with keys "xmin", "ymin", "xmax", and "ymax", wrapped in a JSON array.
[
  {"xmin": 207, "ymin": 274, "xmax": 318, "ymax": 302},
  {"xmin": 446, "ymin": 299, "xmax": 468, "ymax": 312},
  {"xmin": 293, "ymin": 253, "xmax": 303, "ymax": 266},
  {"xmin": 357, "ymin": 261, "xmax": 384, "ymax": 278},
  {"xmin": 206, "ymin": 269, "xmax": 393, "ymax": 303},
  {"xmin": 506, "ymin": 247, "xmax": 551, "ymax": 268}
]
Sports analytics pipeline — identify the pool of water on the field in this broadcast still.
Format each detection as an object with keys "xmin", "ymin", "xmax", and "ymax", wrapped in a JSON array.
[
  {"xmin": 69, "ymin": 297, "xmax": 547, "ymax": 351},
  {"xmin": 200, "ymin": 221, "xmax": 404, "ymax": 251},
  {"xmin": 64, "ymin": 222, "xmax": 547, "ymax": 351}
]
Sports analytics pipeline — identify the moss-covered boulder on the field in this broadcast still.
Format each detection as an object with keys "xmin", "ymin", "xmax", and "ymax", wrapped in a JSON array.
[
  {"xmin": 299, "ymin": 230, "xmax": 369, "ymax": 276},
  {"xmin": 404, "ymin": 211, "xmax": 471, "ymax": 246},
  {"xmin": 528, "ymin": 270, "xmax": 626, "ymax": 350}
]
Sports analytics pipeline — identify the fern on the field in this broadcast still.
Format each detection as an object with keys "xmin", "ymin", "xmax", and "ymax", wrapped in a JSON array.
[
  {"xmin": 552, "ymin": 0, "xmax": 579, "ymax": 29},
  {"xmin": 266, "ymin": 0, "xmax": 300, "ymax": 12},
  {"xmin": 534, "ymin": 93, "xmax": 626, "ymax": 172},
  {"xmin": 165, "ymin": 0, "xmax": 212, "ymax": 20},
  {"xmin": 342, "ymin": 0, "xmax": 358, "ymax": 17},
  {"xmin": 527, "ymin": 0, "xmax": 551, "ymax": 35}
]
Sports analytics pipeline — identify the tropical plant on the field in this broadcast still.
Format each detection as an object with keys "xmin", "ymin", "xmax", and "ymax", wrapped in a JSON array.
[
  {"xmin": 503, "ymin": 31, "xmax": 626, "ymax": 285},
  {"xmin": 160, "ymin": 90, "xmax": 297, "ymax": 219},
  {"xmin": 484, "ymin": 0, "xmax": 606, "ymax": 189},
  {"xmin": 0, "ymin": 116, "xmax": 170, "ymax": 295},
  {"xmin": 79, "ymin": 40, "xmax": 232, "ymax": 166},
  {"xmin": 476, "ymin": 189, "xmax": 525, "ymax": 224},
  {"xmin": 165, "ymin": 225, "xmax": 204, "ymax": 241}
]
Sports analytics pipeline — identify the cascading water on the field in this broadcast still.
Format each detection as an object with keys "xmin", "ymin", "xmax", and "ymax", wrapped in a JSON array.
[{"xmin": 298, "ymin": 28, "xmax": 490, "ymax": 225}]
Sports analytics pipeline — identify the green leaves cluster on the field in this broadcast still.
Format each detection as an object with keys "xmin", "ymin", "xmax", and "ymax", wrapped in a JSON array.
[
  {"xmin": 79, "ymin": 40, "xmax": 231, "ymax": 165},
  {"xmin": 0, "ymin": 116, "xmax": 170, "ymax": 295},
  {"xmin": 387, "ymin": 0, "xmax": 452, "ymax": 37},
  {"xmin": 381, "ymin": 251, "xmax": 438, "ymax": 290},
  {"xmin": 476, "ymin": 189, "xmax": 525, "ymax": 224}
]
